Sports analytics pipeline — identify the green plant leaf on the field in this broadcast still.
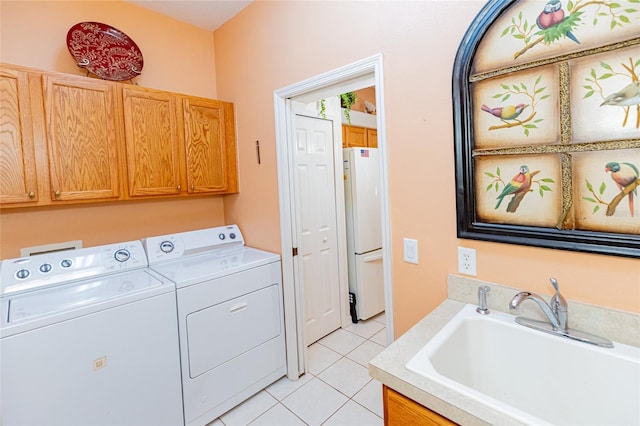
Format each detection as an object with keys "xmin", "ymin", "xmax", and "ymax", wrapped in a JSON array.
[
  {"xmin": 495, "ymin": 181, "xmax": 500, "ymax": 192},
  {"xmin": 539, "ymin": 94, "xmax": 551, "ymax": 100},
  {"xmin": 624, "ymin": 8, "xmax": 638, "ymax": 13},
  {"xmin": 535, "ymin": 75, "xmax": 542, "ymax": 85},
  {"xmin": 593, "ymin": 18, "xmax": 598, "ymax": 25},
  {"xmin": 586, "ymin": 180, "xmax": 594, "ymax": 192},
  {"xmin": 609, "ymin": 3, "xmax": 621, "ymax": 8},
  {"xmin": 524, "ymin": 128, "xmax": 530, "ymax": 137},
  {"xmin": 501, "ymin": 84, "xmax": 510, "ymax": 90},
  {"xmin": 584, "ymin": 197, "xmax": 597, "ymax": 203},
  {"xmin": 620, "ymin": 15, "xmax": 630, "ymax": 23},
  {"xmin": 599, "ymin": 181, "xmax": 607, "ymax": 194},
  {"xmin": 539, "ymin": 188, "xmax": 544, "ymax": 197},
  {"xmin": 593, "ymin": 205, "xmax": 600, "ymax": 214},
  {"xmin": 484, "ymin": 172, "xmax": 496, "ymax": 178},
  {"xmin": 540, "ymin": 185, "xmax": 552, "ymax": 191},
  {"xmin": 600, "ymin": 61, "xmax": 612, "ymax": 71},
  {"xmin": 541, "ymin": 178, "xmax": 555, "ymax": 182},
  {"xmin": 514, "ymin": 34, "xmax": 525, "ymax": 39},
  {"xmin": 502, "ymin": 94, "xmax": 511, "ymax": 102},
  {"xmin": 610, "ymin": 19, "xmax": 617, "ymax": 29},
  {"xmin": 599, "ymin": 73, "xmax": 613, "ymax": 79},
  {"xmin": 492, "ymin": 93, "xmax": 503, "ymax": 98},
  {"xmin": 501, "ymin": 27, "xmax": 510, "ymax": 37},
  {"xmin": 567, "ymin": 0, "xmax": 574, "ymax": 11},
  {"xmin": 523, "ymin": 124, "xmax": 537, "ymax": 128},
  {"xmin": 497, "ymin": 167, "xmax": 501, "ymax": 176},
  {"xmin": 521, "ymin": 82, "xmax": 527, "ymax": 91},
  {"xmin": 486, "ymin": 182, "xmax": 494, "ymax": 191},
  {"xmin": 583, "ymin": 91, "xmax": 594, "ymax": 99},
  {"xmin": 535, "ymin": 86, "xmax": 547, "ymax": 93}
]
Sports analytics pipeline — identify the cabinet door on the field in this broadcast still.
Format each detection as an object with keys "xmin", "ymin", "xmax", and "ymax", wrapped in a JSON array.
[
  {"xmin": 383, "ymin": 386, "xmax": 457, "ymax": 426},
  {"xmin": 43, "ymin": 75, "xmax": 121, "ymax": 201},
  {"xmin": 0, "ymin": 67, "xmax": 38, "ymax": 204},
  {"xmin": 182, "ymin": 97, "xmax": 237, "ymax": 194},
  {"xmin": 122, "ymin": 87, "xmax": 183, "ymax": 197},
  {"xmin": 367, "ymin": 128, "xmax": 378, "ymax": 148},
  {"xmin": 343, "ymin": 125, "xmax": 367, "ymax": 147}
]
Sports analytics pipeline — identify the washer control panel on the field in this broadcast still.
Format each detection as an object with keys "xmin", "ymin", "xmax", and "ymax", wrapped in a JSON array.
[
  {"xmin": 0, "ymin": 241, "xmax": 147, "ymax": 297},
  {"xmin": 144, "ymin": 225, "xmax": 244, "ymax": 265}
]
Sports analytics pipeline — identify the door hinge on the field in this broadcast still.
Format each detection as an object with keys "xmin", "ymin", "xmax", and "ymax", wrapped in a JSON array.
[{"xmin": 292, "ymin": 247, "xmax": 298, "ymax": 256}]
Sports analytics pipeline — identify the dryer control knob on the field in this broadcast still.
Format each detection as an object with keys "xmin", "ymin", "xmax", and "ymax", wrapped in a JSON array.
[
  {"xmin": 60, "ymin": 259, "xmax": 73, "ymax": 268},
  {"xmin": 114, "ymin": 249, "xmax": 131, "ymax": 263},
  {"xmin": 229, "ymin": 233, "xmax": 236, "ymax": 239},
  {"xmin": 218, "ymin": 233, "xmax": 226, "ymax": 240},
  {"xmin": 15, "ymin": 269, "xmax": 31, "ymax": 280},
  {"xmin": 39, "ymin": 263, "xmax": 53, "ymax": 273},
  {"xmin": 160, "ymin": 241, "xmax": 175, "ymax": 253}
]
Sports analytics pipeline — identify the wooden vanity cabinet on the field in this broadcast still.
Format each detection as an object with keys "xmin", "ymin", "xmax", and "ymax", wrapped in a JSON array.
[
  {"xmin": 383, "ymin": 386, "xmax": 457, "ymax": 426},
  {"xmin": 42, "ymin": 74, "xmax": 123, "ymax": 202},
  {"xmin": 0, "ymin": 67, "xmax": 39, "ymax": 205}
]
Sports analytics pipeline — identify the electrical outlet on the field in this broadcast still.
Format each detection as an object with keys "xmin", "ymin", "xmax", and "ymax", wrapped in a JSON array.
[{"xmin": 458, "ymin": 247, "xmax": 477, "ymax": 276}]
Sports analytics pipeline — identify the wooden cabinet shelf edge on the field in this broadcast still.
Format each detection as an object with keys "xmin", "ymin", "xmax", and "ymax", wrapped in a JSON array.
[
  {"xmin": 0, "ymin": 63, "xmax": 238, "ymax": 209},
  {"xmin": 342, "ymin": 124, "xmax": 377, "ymax": 148}
]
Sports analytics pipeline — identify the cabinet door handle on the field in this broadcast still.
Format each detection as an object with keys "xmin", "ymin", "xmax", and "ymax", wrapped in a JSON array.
[
  {"xmin": 190, "ymin": 184, "xmax": 195, "ymax": 191},
  {"xmin": 54, "ymin": 190, "xmax": 61, "ymax": 198},
  {"xmin": 177, "ymin": 185, "xmax": 181, "ymax": 191},
  {"xmin": 28, "ymin": 191, "xmax": 36, "ymax": 199}
]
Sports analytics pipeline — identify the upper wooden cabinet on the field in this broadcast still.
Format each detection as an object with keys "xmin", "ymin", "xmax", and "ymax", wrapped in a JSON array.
[
  {"xmin": 43, "ymin": 74, "xmax": 122, "ymax": 202},
  {"xmin": 122, "ymin": 87, "xmax": 182, "ymax": 197},
  {"xmin": 342, "ymin": 125, "xmax": 377, "ymax": 148},
  {"xmin": 0, "ymin": 63, "xmax": 238, "ymax": 209},
  {"xmin": 0, "ymin": 67, "xmax": 39, "ymax": 205},
  {"xmin": 183, "ymin": 97, "xmax": 237, "ymax": 194}
]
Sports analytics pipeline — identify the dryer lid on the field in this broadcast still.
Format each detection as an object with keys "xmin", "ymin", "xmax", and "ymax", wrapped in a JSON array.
[{"xmin": 149, "ymin": 246, "xmax": 280, "ymax": 288}]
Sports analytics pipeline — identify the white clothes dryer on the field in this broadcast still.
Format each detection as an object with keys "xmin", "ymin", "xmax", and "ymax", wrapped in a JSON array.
[
  {"xmin": 0, "ymin": 241, "xmax": 184, "ymax": 426},
  {"xmin": 144, "ymin": 225, "xmax": 286, "ymax": 426}
]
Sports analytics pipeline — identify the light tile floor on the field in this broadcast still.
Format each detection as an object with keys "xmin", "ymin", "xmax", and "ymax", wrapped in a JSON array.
[{"xmin": 210, "ymin": 313, "xmax": 387, "ymax": 426}]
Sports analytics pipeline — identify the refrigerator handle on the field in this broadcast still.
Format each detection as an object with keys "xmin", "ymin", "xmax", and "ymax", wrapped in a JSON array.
[{"xmin": 362, "ymin": 252, "xmax": 383, "ymax": 262}]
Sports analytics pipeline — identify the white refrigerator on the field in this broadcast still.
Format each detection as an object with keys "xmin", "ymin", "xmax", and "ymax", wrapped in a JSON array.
[{"xmin": 343, "ymin": 147, "xmax": 384, "ymax": 321}]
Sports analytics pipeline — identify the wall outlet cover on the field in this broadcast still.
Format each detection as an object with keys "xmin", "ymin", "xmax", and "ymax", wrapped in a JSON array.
[{"xmin": 458, "ymin": 247, "xmax": 477, "ymax": 276}]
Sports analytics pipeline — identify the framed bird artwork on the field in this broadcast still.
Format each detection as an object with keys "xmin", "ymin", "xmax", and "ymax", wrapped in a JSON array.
[{"xmin": 453, "ymin": 0, "xmax": 640, "ymax": 258}]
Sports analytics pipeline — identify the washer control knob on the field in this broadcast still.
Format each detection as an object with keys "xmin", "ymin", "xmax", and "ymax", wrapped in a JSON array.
[
  {"xmin": 60, "ymin": 259, "xmax": 73, "ymax": 268},
  {"xmin": 39, "ymin": 263, "xmax": 53, "ymax": 273},
  {"xmin": 218, "ymin": 233, "xmax": 226, "ymax": 240},
  {"xmin": 229, "ymin": 233, "xmax": 236, "ymax": 240},
  {"xmin": 114, "ymin": 249, "xmax": 131, "ymax": 263},
  {"xmin": 15, "ymin": 269, "xmax": 31, "ymax": 280},
  {"xmin": 160, "ymin": 241, "xmax": 175, "ymax": 253}
]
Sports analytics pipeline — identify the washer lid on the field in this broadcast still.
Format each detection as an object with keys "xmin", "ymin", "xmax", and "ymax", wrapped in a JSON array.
[
  {"xmin": 149, "ymin": 246, "xmax": 280, "ymax": 288},
  {"xmin": 5, "ymin": 269, "xmax": 169, "ymax": 324}
]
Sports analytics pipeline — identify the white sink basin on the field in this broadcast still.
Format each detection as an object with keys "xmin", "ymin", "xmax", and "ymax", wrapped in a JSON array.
[{"xmin": 406, "ymin": 304, "xmax": 640, "ymax": 425}]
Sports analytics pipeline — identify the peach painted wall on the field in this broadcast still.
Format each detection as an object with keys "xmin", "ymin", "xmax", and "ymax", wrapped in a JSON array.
[
  {"xmin": 0, "ymin": 0, "xmax": 226, "ymax": 258},
  {"xmin": 214, "ymin": 1, "xmax": 640, "ymax": 336}
]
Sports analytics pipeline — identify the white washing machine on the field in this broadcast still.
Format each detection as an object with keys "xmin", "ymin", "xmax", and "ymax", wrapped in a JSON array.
[
  {"xmin": 0, "ymin": 241, "xmax": 184, "ymax": 426},
  {"xmin": 144, "ymin": 225, "xmax": 286, "ymax": 426}
]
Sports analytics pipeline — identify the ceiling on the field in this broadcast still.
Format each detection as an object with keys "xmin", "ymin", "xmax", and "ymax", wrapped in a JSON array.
[{"xmin": 124, "ymin": 0, "xmax": 253, "ymax": 31}]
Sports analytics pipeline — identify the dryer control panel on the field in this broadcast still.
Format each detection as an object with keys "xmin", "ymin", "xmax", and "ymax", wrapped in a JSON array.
[
  {"xmin": 0, "ymin": 241, "xmax": 148, "ymax": 297},
  {"xmin": 144, "ymin": 225, "xmax": 244, "ymax": 265}
]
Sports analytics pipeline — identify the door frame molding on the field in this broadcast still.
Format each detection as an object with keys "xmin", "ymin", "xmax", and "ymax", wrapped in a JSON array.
[{"xmin": 274, "ymin": 54, "xmax": 393, "ymax": 379}]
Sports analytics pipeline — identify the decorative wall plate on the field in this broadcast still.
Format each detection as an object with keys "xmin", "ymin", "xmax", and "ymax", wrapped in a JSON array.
[{"xmin": 66, "ymin": 22, "xmax": 144, "ymax": 81}]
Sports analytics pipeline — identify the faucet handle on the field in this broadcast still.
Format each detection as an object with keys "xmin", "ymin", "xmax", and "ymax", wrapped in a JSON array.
[
  {"xmin": 550, "ymin": 277, "xmax": 568, "ymax": 330},
  {"xmin": 550, "ymin": 277, "xmax": 560, "ymax": 293}
]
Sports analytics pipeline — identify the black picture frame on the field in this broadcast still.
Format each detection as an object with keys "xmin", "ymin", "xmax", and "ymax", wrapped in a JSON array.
[{"xmin": 453, "ymin": 0, "xmax": 640, "ymax": 258}]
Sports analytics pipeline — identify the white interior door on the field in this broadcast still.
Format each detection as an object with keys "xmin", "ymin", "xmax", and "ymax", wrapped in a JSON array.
[{"xmin": 293, "ymin": 113, "xmax": 342, "ymax": 346}]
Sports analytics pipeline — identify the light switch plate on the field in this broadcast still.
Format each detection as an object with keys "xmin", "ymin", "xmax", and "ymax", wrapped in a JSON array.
[{"xmin": 403, "ymin": 238, "xmax": 418, "ymax": 264}]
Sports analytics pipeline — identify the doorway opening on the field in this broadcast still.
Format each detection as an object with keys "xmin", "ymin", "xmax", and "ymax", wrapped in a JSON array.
[{"xmin": 274, "ymin": 54, "xmax": 393, "ymax": 379}]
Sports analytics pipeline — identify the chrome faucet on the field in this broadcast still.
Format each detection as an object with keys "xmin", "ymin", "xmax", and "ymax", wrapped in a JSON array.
[
  {"xmin": 509, "ymin": 278, "xmax": 567, "ymax": 331},
  {"xmin": 508, "ymin": 278, "xmax": 613, "ymax": 348}
]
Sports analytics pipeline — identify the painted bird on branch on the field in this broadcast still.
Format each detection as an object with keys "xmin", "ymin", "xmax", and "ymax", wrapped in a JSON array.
[
  {"xmin": 536, "ymin": 0, "xmax": 580, "ymax": 44},
  {"xmin": 481, "ymin": 103, "xmax": 528, "ymax": 123},
  {"xmin": 601, "ymin": 81, "xmax": 640, "ymax": 128},
  {"xmin": 495, "ymin": 165, "xmax": 533, "ymax": 213},
  {"xmin": 605, "ymin": 161, "xmax": 639, "ymax": 217}
]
